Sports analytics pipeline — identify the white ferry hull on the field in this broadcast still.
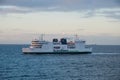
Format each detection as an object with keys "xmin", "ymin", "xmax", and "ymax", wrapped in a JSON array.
[{"xmin": 22, "ymin": 48, "xmax": 92, "ymax": 54}]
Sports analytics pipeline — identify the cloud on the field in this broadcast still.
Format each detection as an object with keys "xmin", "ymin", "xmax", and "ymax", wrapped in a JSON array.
[
  {"xmin": 0, "ymin": 0, "xmax": 120, "ymax": 19},
  {"xmin": 0, "ymin": 5, "xmax": 33, "ymax": 14},
  {"xmin": 0, "ymin": 0, "xmax": 119, "ymax": 9},
  {"xmin": 80, "ymin": 8, "xmax": 120, "ymax": 19}
]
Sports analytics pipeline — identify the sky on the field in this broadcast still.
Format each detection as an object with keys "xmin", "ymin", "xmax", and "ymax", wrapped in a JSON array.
[{"xmin": 0, "ymin": 0, "xmax": 120, "ymax": 45}]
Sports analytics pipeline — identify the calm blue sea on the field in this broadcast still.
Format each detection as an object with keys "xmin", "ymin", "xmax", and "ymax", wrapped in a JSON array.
[{"xmin": 0, "ymin": 45, "xmax": 120, "ymax": 80}]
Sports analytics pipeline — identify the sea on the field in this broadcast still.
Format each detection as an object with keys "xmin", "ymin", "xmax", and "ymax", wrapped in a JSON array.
[{"xmin": 0, "ymin": 45, "xmax": 120, "ymax": 80}]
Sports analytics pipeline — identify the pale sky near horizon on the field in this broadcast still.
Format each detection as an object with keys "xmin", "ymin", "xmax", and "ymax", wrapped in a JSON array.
[{"xmin": 0, "ymin": 0, "xmax": 120, "ymax": 45}]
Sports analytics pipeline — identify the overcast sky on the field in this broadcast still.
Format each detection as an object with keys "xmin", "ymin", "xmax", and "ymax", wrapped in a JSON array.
[{"xmin": 0, "ymin": 0, "xmax": 120, "ymax": 44}]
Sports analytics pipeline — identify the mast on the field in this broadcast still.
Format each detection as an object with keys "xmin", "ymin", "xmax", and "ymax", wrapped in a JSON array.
[
  {"xmin": 39, "ymin": 34, "xmax": 44, "ymax": 41},
  {"xmin": 75, "ymin": 34, "xmax": 79, "ymax": 41}
]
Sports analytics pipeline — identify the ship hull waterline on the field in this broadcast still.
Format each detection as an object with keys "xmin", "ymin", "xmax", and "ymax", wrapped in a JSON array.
[{"xmin": 23, "ymin": 51, "xmax": 92, "ymax": 54}]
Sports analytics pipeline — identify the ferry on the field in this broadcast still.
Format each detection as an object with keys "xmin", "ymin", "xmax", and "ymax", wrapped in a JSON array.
[{"xmin": 22, "ymin": 35, "xmax": 92, "ymax": 54}]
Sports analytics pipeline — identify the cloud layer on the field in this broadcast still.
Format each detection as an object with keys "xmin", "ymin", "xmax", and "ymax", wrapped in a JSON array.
[
  {"xmin": 0, "ymin": 0, "xmax": 120, "ymax": 19},
  {"xmin": 1, "ymin": 0, "xmax": 120, "ymax": 10}
]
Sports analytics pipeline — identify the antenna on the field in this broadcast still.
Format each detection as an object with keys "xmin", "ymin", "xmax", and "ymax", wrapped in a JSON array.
[
  {"xmin": 75, "ymin": 34, "xmax": 79, "ymax": 41},
  {"xmin": 75, "ymin": 34, "xmax": 79, "ymax": 39},
  {"xmin": 40, "ymin": 34, "xmax": 44, "ymax": 41}
]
